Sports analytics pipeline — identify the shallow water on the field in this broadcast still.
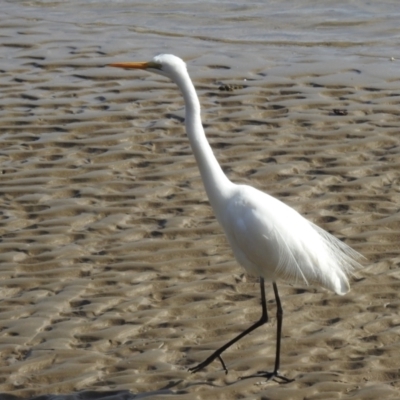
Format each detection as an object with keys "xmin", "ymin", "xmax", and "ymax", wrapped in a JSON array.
[{"xmin": 1, "ymin": 1, "xmax": 400, "ymax": 399}]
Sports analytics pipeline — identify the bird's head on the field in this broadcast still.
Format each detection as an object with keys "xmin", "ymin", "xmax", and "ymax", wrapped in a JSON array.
[{"xmin": 109, "ymin": 54, "xmax": 187, "ymax": 82}]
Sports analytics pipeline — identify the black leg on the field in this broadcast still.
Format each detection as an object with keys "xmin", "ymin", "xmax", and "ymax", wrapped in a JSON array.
[
  {"xmin": 273, "ymin": 282, "xmax": 284, "ymax": 375},
  {"xmin": 242, "ymin": 282, "xmax": 293, "ymax": 383},
  {"xmin": 189, "ymin": 277, "xmax": 268, "ymax": 374}
]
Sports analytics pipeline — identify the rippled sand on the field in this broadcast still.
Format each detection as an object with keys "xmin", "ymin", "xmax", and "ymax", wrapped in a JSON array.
[{"xmin": 1, "ymin": 3, "xmax": 400, "ymax": 400}]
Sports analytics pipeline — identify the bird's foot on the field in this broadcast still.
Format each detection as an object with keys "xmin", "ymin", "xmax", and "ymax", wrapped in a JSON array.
[
  {"xmin": 189, "ymin": 354, "xmax": 228, "ymax": 374},
  {"xmin": 241, "ymin": 370, "xmax": 294, "ymax": 384}
]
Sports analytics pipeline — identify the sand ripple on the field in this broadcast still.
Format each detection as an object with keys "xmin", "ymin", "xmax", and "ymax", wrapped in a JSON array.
[{"xmin": 1, "ymin": 2, "xmax": 400, "ymax": 400}]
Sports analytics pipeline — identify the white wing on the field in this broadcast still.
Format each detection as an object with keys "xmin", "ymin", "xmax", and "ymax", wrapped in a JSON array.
[{"xmin": 221, "ymin": 185, "xmax": 363, "ymax": 294}]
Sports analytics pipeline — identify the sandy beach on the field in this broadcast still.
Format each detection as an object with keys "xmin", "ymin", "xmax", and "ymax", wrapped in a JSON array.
[{"xmin": 0, "ymin": 2, "xmax": 400, "ymax": 399}]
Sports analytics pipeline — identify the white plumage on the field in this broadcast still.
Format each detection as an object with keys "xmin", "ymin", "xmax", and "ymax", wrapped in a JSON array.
[
  {"xmin": 109, "ymin": 54, "xmax": 364, "ymax": 381},
  {"xmin": 221, "ymin": 185, "xmax": 360, "ymax": 295}
]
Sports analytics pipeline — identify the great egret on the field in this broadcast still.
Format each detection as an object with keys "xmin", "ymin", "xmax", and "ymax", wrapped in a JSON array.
[{"xmin": 109, "ymin": 54, "xmax": 364, "ymax": 382}]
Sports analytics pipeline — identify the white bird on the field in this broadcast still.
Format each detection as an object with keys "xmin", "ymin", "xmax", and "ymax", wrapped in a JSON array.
[{"xmin": 109, "ymin": 54, "xmax": 364, "ymax": 382}]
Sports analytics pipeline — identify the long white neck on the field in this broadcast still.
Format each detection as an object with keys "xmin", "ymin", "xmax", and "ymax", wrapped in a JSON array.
[{"xmin": 173, "ymin": 69, "xmax": 234, "ymax": 213}]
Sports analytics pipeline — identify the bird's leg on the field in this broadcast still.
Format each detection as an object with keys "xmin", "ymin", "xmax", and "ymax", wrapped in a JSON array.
[
  {"xmin": 242, "ymin": 282, "xmax": 293, "ymax": 383},
  {"xmin": 189, "ymin": 277, "xmax": 268, "ymax": 374},
  {"xmin": 272, "ymin": 282, "xmax": 286, "ymax": 378}
]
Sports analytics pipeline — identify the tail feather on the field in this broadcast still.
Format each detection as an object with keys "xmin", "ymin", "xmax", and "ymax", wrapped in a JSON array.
[{"xmin": 271, "ymin": 221, "xmax": 365, "ymax": 293}]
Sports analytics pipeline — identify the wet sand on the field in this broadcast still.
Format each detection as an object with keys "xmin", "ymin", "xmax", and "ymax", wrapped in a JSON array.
[{"xmin": 1, "ymin": 2, "xmax": 400, "ymax": 400}]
